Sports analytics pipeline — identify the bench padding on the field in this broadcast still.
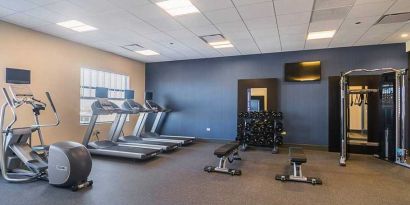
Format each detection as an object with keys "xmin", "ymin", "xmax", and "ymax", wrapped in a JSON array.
[
  {"xmin": 214, "ymin": 142, "xmax": 240, "ymax": 158},
  {"xmin": 289, "ymin": 147, "xmax": 307, "ymax": 164}
]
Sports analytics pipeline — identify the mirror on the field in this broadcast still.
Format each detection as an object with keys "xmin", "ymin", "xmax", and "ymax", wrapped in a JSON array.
[
  {"xmin": 247, "ymin": 88, "xmax": 268, "ymax": 112},
  {"xmin": 348, "ymin": 85, "xmax": 369, "ymax": 146}
]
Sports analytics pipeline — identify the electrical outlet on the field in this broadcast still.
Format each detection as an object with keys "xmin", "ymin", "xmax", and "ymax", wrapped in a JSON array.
[{"xmin": 206, "ymin": 128, "xmax": 211, "ymax": 132}]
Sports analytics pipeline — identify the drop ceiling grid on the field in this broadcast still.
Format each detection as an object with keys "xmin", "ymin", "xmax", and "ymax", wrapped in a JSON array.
[{"xmin": 0, "ymin": 0, "xmax": 409, "ymax": 62}]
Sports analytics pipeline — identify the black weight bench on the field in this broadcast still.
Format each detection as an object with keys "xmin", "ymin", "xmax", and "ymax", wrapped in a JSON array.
[
  {"xmin": 275, "ymin": 147, "xmax": 322, "ymax": 185},
  {"xmin": 204, "ymin": 142, "xmax": 242, "ymax": 176}
]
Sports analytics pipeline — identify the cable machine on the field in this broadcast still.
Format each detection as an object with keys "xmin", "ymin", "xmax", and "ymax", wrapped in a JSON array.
[{"xmin": 339, "ymin": 68, "xmax": 410, "ymax": 168}]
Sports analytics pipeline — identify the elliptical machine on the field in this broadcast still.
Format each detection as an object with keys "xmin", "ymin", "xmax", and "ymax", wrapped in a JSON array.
[{"xmin": 0, "ymin": 84, "xmax": 93, "ymax": 191}]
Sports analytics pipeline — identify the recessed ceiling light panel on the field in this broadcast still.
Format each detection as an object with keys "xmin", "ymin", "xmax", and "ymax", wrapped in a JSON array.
[
  {"xmin": 135, "ymin": 50, "xmax": 160, "ymax": 56},
  {"xmin": 56, "ymin": 20, "xmax": 98, "ymax": 32},
  {"xmin": 401, "ymin": 33, "xmax": 409, "ymax": 38},
  {"xmin": 156, "ymin": 0, "xmax": 199, "ymax": 16},
  {"xmin": 307, "ymin": 30, "xmax": 336, "ymax": 40}
]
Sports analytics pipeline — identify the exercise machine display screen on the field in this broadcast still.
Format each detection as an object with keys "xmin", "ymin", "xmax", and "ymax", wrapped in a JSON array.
[
  {"xmin": 6, "ymin": 68, "xmax": 31, "ymax": 84},
  {"xmin": 284, "ymin": 61, "xmax": 321, "ymax": 82},
  {"xmin": 145, "ymin": 92, "xmax": 153, "ymax": 101},
  {"xmin": 125, "ymin": 90, "xmax": 134, "ymax": 99},
  {"xmin": 96, "ymin": 87, "xmax": 108, "ymax": 98}
]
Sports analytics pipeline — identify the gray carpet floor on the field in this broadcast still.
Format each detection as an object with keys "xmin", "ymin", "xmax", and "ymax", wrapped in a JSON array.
[{"xmin": 1, "ymin": 142, "xmax": 410, "ymax": 205}]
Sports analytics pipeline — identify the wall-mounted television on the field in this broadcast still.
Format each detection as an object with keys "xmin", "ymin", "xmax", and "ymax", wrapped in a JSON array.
[
  {"xmin": 6, "ymin": 68, "xmax": 31, "ymax": 84},
  {"xmin": 284, "ymin": 61, "xmax": 321, "ymax": 82}
]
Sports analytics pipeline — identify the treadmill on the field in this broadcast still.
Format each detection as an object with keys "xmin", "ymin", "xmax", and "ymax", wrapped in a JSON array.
[
  {"xmin": 81, "ymin": 87, "xmax": 160, "ymax": 160},
  {"xmin": 137, "ymin": 98, "xmax": 194, "ymax": 145},
  {"xmin": 109, "ymin": 90, "xmax": 179, "ymax": 152},
  {"xmin": 146, "ymin": 99, "xmax": 196, "ymax": 141}
]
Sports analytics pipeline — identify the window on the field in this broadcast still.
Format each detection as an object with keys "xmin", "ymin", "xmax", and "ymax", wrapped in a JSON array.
[{"xmin": 80, "ymin": 68, "xmax": 130, "ymax": 124}]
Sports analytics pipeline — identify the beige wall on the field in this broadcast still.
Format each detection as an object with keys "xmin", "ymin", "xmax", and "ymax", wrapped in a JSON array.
[{"xmin": 0, "ymin": 21, "xmax": 145, "ymax": 145}]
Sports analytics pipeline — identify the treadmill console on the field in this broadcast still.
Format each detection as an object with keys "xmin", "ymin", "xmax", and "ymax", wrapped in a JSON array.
[
  {"xmin": 123, "ymin": 99, "xmax": 149, "ymax": 113},
  {"xmin": 145, "ymin": 100, "xmax": 162, "ymax": 112},
  {"xmin": 91, "ymin": 99, "xmax": 121, "ymax": 114}
]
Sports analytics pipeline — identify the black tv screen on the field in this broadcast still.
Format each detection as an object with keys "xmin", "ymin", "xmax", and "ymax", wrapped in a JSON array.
[
  {"xmin": 6, "ymin": 68, "xmax": 31, "ymax": 84},
  {"xmin": 284, "ymin": 61, "xmax": 321, "ymax": 82}
]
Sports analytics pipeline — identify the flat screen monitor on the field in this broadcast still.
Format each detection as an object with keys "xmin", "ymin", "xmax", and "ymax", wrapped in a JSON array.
[
  {"xmin": 95, "ymin": 87, "xmax": 108, "ymax": 98},
  {"xmin": 145, "ymin": 92, "xmax": 153, "ymax": 101},
  {"xmin": 284, "ymin": 61, "xmax": 321, "ymax": 82},
  {"xmin": 125, "ymin": 90, "xmax": 134, "ymax": 99},
  {"xmin": 6, "ymin": 68, "xmax": 31, "ymax": 84}
]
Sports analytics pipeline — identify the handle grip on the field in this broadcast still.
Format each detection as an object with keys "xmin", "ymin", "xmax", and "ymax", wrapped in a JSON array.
[
  {"xmin": 45, "ymin": 92, "xmax": 57, "ymax": 113},
  {"xmin": 2, "ymin": 88, "xmax": 14, "ymax": 107}
]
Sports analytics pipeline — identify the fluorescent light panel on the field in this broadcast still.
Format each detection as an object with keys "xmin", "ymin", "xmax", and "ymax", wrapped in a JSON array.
[
  {"xmin": 307, "ymin": 30, "xmax": 336, "ymax": 40},
  {"xmin": 135, "ymin": 50, "xmax": 160, "ymax": 56},
  {"xmin": 156, "ymin": 0, "xmax": 199, "ymax": 16},
  {"xmin": 401, "ymin": 33, "xmax": 408, "ymax": 38},
  {"xmin": 56, "ymin": 20, "xmax": 97, "ymax": 32},
  {"xmin": 213, "ymin": 44, "xmax": 234, "ymax": 48}
]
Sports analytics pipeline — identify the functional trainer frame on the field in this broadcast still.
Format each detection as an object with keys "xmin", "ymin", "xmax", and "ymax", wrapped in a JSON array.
[{"xmin": 339, "ymin": 68, "xmax": 409, "ymax": 168}]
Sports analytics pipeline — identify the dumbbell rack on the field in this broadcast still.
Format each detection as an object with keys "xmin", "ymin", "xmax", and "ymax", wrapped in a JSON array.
[{"xmin": 237, "ymin": 111, "xmax": 285, "ymax": 154}]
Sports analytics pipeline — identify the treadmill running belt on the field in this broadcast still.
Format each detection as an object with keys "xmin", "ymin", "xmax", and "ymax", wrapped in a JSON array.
[{"xmin": 104, "ymin": 145, "xmax": 159, "ymax": 155}]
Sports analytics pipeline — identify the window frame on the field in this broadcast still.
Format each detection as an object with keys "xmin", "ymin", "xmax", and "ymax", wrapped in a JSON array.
[{"xmin": 80, "ymin": 68, "xmax": 130, "ymax": 125}]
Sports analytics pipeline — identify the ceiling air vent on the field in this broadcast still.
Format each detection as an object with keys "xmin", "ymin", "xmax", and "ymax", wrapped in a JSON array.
[
  {"xmin": 376, "ymin": 12, "xmax": 410, "ymax": 24},
  {"xmin": 199, "ymin": 34, "xmax": 226, "ymax": 44},
  {"xmin": 121, "ymin": 44, "xmax": 144, "ymax": 52}
]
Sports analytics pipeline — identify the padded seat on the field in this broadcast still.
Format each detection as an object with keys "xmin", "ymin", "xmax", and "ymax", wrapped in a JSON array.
[
  {"xmin": 214, "ymin": 142, "xmax": 240, "ymax": 158},
  {"xmin": 289, "ymin": 147, "xmax": 307, "ymax": 164}
]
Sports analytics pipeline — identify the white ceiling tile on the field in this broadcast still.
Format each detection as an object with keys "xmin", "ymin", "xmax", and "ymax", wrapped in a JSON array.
[
  {"xmin": 68, "ymin": 0, "xmax": 117, "ymax": 13},
  {"xmin": 311, "ymin": 6, "xmax": 352, "ymax": 22},
  {"xmin": 218, "ymin": 47, "xmax": 241, "ymax": 56},
  {"xmin": 250, "ymin": 28, "xmax": 279, "ymax": 39},
  {"xmin": 191, "ymin": 0, "xmax": 234, "ymax": 12},
  {"xmin": 275, "ymin": 0, "xmax": 314, "ymax": 15},
  {"xmin": 356, "ymin": 23, "xmax": 404, "ymax": 45},
  {"xmin": 244, "ymin": 17, "xmax": 276, "ymax": 31},
  {"xmin": 216, "ymin": 21, "xmax": 248, "ymax": 34},
  {"xmin": 277, "ymin": 12, "xmax": 311, "ymax": 27},
  {"xmin": 22, "ymin": 7, "xmax": 67, "ymax": 23},
  {"xmin": 166, "ymin": 29, "xmax": 198, "ymax": 40},
  {"xmin": 308, "ymin": 19, "xmax": 343, "ymax": 32},
  {"xmin": 0, "ymin": 6, "xmax": 15, "ymax": 17},
  {"xmin": 280, "ymin": 33, "xmax": 306, "ymax": 42},
  {"xmin": 356, "ymin": 0, "xmax": 395, "ymax": 6},
  {"xmin": 281, "ymin": 40, "xmax": 305, "ymax": 51},
  {"xmin": 237, "ymin": 1, "xmax": 275, "ymax": 20},
  {"xmin": 29, "ymin": 0, "xmax": 61, "ymax": 6},
  {"xmin": 386, "ymin": 0, "xmax": 410, "ymax": 14},
  {"xmin": 0, "ymin": 0, "xmax": 38, "ymax": 12},
  {"xmin": 204, "ymin": 8, "xmax": 242, "ymax": 24},
  {"xmin": 233, "ymin": 0, "xmax": 271, "ymax": 6},
  {"xmin": 129, "ymin": 21, "xmax": 161, "ymax": 35},
  {"xmin": 84, "ymin": 10, "xmax": 143, "ymax": 30},
  {"xmin": 175, "ymin": 13, "xmax": 211, "ymax": 27},
  {"xmin": 189, "ymin": 25, "xmax": 220, "ymax": 36},
  {"xmin": 32, "ymin": 23, "xmax": 77, "ymax": 37},
  {"xmin": 2, "ymin": 13, "xmax": 49, "ymax": 28},
  {"xmin": 128, "ymin": 4, "xmax": 170, "ymax": 21},
  {"xmin": 331, "ymin": 29, "xmax": 368, "ymax": 44},
  {"xmin": 147, "ymin": 18, "xmax": 184, "ymax": 31},
  {"xmin": 43, "ymin": 1, "xmax": 89, "ymax": 17},
  {"xmin": 348, "ymin": 1, "xmax": 394, "ymax": 18},
  {"xmin": 224, "ymin": 31, "xmax": 253, "ymax": 41},
  {"xmin": 314, "ymin": 0, "xmax": 355, "ymax": 10},
  {"xmin": 279, "ymin": 24, "xmax": 308, "ymax": 35},
  {"xmin": 305, "ymin": 39, "xmax": 331, "ymax": 50},
  {"xmin": 340, "ymin": 16, "xmax": 380, "ymax": 30},
  {"xmin": 107, "ymin": 0, "xmax": 151, "ymax": 9}
]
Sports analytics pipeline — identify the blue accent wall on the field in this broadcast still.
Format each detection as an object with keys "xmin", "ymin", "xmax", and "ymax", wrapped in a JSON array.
[{"xmin": 146, "ymin": 44, "xmax": 407, "ymax": 146}]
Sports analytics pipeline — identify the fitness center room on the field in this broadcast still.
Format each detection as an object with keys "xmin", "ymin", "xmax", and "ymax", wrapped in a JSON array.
[{"xmin": 0, "ymin": 0, "xmax": 410, "ymax": 205}]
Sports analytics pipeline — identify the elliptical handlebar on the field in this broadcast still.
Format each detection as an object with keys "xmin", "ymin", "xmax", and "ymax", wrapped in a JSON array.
[
  {"xmin": 1, "ymin": 87, "xmax": 60, "ymax": 131},
  {"xmin": 33, "ymin": 92, "xmax": 60, "ymax": 129}
]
